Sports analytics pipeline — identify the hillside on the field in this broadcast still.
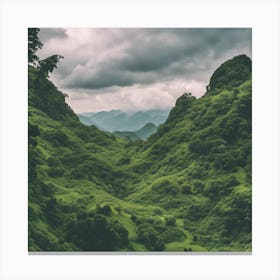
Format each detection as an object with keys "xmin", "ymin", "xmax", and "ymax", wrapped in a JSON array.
[
  {"xmin": 113, "ymin": 130, "xmax": 141, "ymax": 141},
  {"xmin": 28, "ymin": 54, "xmax": 252, "ymax": 252},
  {"xmin": 114, "ymin": 123, "xmax": 158, "ymax": 140},
  {"xmin": 134, "ymin": 123, "xmax": 158, "ymax": 139}
]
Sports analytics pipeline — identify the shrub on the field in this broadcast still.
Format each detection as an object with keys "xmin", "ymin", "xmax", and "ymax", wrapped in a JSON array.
[
  {"xmin": 187, "ymin": 164, "xmax": 206, "ymax": 179},
  {"xmin": 42, "ymin": 129, "xmax": 69, "ymax": 146},
  {"xmin": 150, "ymin": 141, "xmax": 171, "ymax": 157},
  {"xmin": 152, "ymin": 180, "xmax": 179, "ymax": 196},
  {"xmin": 165, "ymin": 216, "xmax": 176, "ymax": 227},
  {"xmin": 206, "ymin": 189, "xmax": 252, "ymax": 242},
  {"xmin": 48, "ymin": 166, "xmax": 65, "ymax": 177},
  {"xmin": 47, "ymin": 157, "xmax": 60, "ymax": 167},
  {"xmin": 154, "ymin": 208, "xmax": 163, "ymax": 215},
  {"xmin": 29, "ymin": 228, "xmax": 60, "ymax": 251},
  {"xmin": 204, "ymin": 179, "xmax": 224, "ymax": 199},
  {"xmin": 182, "ymin": 184, "xmax": 192, "ymax": 194},
  {"xmin": 224, "ymin": 175, "xmax": 239, "ymax": 188},
  {"xmin": 96, "ymin": 205, "xmax": 112, "ymax": 216},
  {"xmin": 136, "ymin": 223, "xmax": 164, "ymax": 251},
  {"xmin": 130, "ymin": 214, "xmax": 140, "ymax": 224},
  {"xmin": 118, "ymin": 155, "xmax": 131, "ymax": 165},
  {"xmin": 191, "ymin": 180, "xmax": 204, "ymax": 194},
  {"xmin": 186, "ymin": 202, "xmax": 210, "ymax": 221},
  {"xmin": 29, "ymin": 123, "xmax": 40, "ymax": 137},
  {"xmin": 204, "ymin": 176, "xmax": 237, "ymax": 199},
  {"xmin": 41, "ymin": 182, "xmax": 55, "ymax": 197},
  {"xmin": 160, "ymin": 228, "xmax": 186, "ymax": 243},
  {"xmin": 69, "ymin": 214, "xmax": 129, "ymax": 251}
]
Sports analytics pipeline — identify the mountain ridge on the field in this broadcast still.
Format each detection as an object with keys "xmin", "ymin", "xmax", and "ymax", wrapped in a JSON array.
[{"xmin": 78, "ymin": 109, "xmax": 170, "ymax": 132}]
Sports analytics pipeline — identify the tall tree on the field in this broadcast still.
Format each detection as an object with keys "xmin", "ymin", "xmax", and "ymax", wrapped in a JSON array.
[
  {"xmin": 28, "ymin": 28, "xmax": 43, "ymax": 64},
  {"xmin": 38, "ymin": 55, "xmax": 64, "ymax": 78}
]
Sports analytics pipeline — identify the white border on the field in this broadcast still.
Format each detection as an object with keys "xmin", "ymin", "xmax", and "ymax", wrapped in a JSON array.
[{"xmin": 0, "ymin": 0, "xmax": 280, "ymax": 279}]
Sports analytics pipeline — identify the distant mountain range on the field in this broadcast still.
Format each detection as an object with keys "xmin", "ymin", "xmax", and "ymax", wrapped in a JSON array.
[
  {"xmin": 114, "ymin": 123, "xmax": 158, "ymax": 140},
  {"xmin": 78, "ymin": 109, "xmax": 170, "ymax": 132}
]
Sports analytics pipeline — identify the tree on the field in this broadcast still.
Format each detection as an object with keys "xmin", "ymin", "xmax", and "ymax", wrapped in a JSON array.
[
  {"xmin": 96, "ymin": 205, "xmax": 112, "ymax": 216},
  {"xmin": 136, "ymin": 223, "xmax": 164, "ymax": 251},
  {"xmin": 182, "ymin": 184, "xmax": 191, "ymax": 194},
  {"xmin": 165, "ymin": 216, "xmax": 176, "ymax": 227},
  {"xmin": 28, "ymin": 28, "xmax": 64, "ymax": 76},
  {"xmin": 28, "ymin": 28, "xmax": 42, "ymax": 64},
  {"xmin": 115, "ymin": 205, "xmax": 122, "ymax": 214},
  {"xmin": 38, "ymin": 55, "xmax": 64, "ymax": 78}
]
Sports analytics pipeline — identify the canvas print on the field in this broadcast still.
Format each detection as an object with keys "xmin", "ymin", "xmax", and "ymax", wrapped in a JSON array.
[{"xmin": 28, "ymin": 28, "xmax": 252, "ymax": 252}]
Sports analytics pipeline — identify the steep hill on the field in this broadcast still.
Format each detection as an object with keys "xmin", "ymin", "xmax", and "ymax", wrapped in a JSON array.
[
  {"xmin": 123, "ymin": 55, "xmax": 252, "ymax": 250},
  {"xmin": 28, "ymin": 66, "xmax": 134, "ymax": 251},
  {"xmin": 28, "ymin": 54, "xmax": 252, "ymax": 252},
  {"xmin": 113, "ymin": 130, "xmax": 141, "ymax": 141},
  {"xmin": 134, "ymin": 123, "xmax": 158, "ymax": 139},
  {"xmin": 208, "ymin": 54, "xmax": 251, "ymax": 92}
]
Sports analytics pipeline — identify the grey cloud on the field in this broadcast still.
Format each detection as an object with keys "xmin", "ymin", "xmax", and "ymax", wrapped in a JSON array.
[
  {"xmin": 39, "ymin": 28, "xmax": 251, "ymax": 97},
  {"xmin": 121, "ymin": 28, "xmax": 250, "ymax": 71},
  {"xmin": 35, "ymin": 28, "xmax": 252, "ymax": 113},
  {"xmin": 39, "ymin": 28, "xmax": 68, "ymax": 42},
  {"xmin": 56, "ymin": 28, "xmax": 251, "ymax": 91}
]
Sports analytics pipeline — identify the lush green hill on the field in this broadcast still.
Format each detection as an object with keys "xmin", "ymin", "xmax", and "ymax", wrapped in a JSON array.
[
  {"xmin": 134, "ymin": 123, "xmax": 158, "ymax": 139},
  {"xmin": 114, "ymin": 130, "xmax": 141, "ymax": 141},
  {"xmin": 28, "ymin": 54, "xmax": 252, "ymax": 252},
  {"xmin": 114, "ymin": 122, "xmax": 158, "ymax": 140}
]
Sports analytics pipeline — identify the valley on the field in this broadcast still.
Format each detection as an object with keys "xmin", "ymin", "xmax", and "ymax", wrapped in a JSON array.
[{"xmin": 28, "ymin": 54, "xmax": 252, "ymax": 252}]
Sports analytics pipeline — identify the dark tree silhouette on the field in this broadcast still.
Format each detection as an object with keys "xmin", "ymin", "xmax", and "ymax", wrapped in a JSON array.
[
  {"xmin": 28, "ymin": 28, "xmax": 42, "ymax": 64},
  {"xmin": 38, "ymin": 55, "xmax": 64, "ymax": 78},
  {"xmin": 28, "ymin": 28, "xmax": 63, "ymax": 77}
]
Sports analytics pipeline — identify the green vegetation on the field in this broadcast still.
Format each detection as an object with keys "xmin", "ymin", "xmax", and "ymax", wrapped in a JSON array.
[
  {"xmin": 28, "ymin": 32, "xmax": 251, "ymax": 252},
  {"xmin": 113, "ymin": 131, "xmax": 141, "ymax": 141},
  {"xmin": 28, "ymin": 28, "xmax": 42, "ymax": 64}
]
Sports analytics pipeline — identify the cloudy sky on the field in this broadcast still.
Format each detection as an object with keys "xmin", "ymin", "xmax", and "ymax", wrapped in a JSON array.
[{"xmin": 37, "ymin": 28, "xmax": 251, "ymax": 113}]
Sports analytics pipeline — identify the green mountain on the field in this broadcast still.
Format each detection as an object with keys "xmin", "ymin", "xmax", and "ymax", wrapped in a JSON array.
[
  {"xmin": 28, "ymin": 54, "xmax": 251, "ymax": 252},
  {"xmin": 113, "ymin": 130, "xmax": 141, "ymax": 141},
  {"xmin": 77, "ymin": 114, "xmax": 96, "ymax": 127},
  {"xmin": 78, "ymin": 109, "xmax": 169, "ymax": 132},
  {"xmin": 114, "ymin": 122, "xmax": 158, "ymax": 140},
  {"xmin": 134, "ymin": 123, "xmax": 158, "ymax": 139}
]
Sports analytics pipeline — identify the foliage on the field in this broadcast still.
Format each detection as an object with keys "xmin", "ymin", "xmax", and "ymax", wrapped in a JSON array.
[
  {"xmin": 67, "ymin": 213, "xmax": 129, "ymax": 251},
  {"xmin": 208, "ymin": 54, "xmax": 251, "ymax": 91},
  {"xmin": 136, "ymin": 223, "xmax": 164, "ymax": 251},
  {"xmin": 38, "ymin": 55, "xmax": 64, "ymax": 78},
  {"xmin": 165, "ymin": 216, "xmax": 176, "ymax": 227},
  {"xmin": 28, "ymin": 28, "xmax": 42, "ymax": 64},
  {"xmin": 160, "ymin": 227, "xmax": 186, "ymax": 243}
]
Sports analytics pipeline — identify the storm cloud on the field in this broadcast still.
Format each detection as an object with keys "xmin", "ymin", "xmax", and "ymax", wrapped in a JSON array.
[{"xmin": 37, "ymin": 28, "xmax": 251, "ymax": 113}]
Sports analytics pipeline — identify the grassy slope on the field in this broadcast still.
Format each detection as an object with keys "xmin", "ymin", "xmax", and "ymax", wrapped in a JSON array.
[{"xmin": 28, "ymin": 55, "xmax": 252, "ymax": 252}]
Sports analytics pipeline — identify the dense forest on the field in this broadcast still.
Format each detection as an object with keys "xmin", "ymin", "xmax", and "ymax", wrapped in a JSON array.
[{"xmin": 28, "ymin": 29, "xmax": 252, "ymax": 252}]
